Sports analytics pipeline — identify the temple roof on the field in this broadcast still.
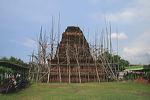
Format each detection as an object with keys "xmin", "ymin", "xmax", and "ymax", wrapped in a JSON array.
[
  {"xmin": 65, "ymin": 26, "xmax": 82, "ymax": 33},
  {"xmin": 51, "ymin": 26, "xmax": 93, "ymax": 64}
]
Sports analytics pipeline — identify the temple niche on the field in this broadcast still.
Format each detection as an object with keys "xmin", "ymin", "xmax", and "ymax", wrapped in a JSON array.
[{"xmin": 48, "ymin": 26, "xmax": 106, "ymax": 83}]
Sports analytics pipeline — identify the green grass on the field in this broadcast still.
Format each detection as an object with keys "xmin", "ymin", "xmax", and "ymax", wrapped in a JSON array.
[{"xmin": 0, "ymin": 82, "xmax": 150, "ymax": 100}]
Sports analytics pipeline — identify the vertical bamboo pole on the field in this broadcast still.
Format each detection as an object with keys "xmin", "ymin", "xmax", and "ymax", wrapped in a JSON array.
[
  {"xmin": 116, "ymin": 27, "xmax": 119, "ymax": 78},
  {"xmin": 94, "ymin": 32, "xmax": 100, "ymax": 83},
  {"xmin": 74, "ymin": 44, "xmax": 81, "ymax": 83},
  {"xmin": 65, "ymin": 35, "xmax": 71, "ymax": 83},
  {"xmin": 57, "ymin": 13, "xmax": 62, "ymax": 83}
]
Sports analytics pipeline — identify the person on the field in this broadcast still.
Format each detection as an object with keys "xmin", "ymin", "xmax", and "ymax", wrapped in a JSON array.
[{"xmin": 12, "ymin": 76, "xmax": 16, "ymax": 85}]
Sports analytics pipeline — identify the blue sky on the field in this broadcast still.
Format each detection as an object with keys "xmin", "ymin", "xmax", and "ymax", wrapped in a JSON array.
[{"xmin": 0, "ymin": 0, "xmax": 150, "ymax": 64}]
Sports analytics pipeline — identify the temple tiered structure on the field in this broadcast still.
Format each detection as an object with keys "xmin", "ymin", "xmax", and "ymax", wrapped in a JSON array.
[{"xmin": 48, "ymin": 26, "xmax": 106, "ymax": 83}]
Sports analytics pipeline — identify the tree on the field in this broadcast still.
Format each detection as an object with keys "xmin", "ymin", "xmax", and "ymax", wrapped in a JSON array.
[
  {"xmin": 0, "ymin": 66, "xmax": 13, "ymax": 73},
  {"xmin": 99, "ymin": 51, "xmax": 129, "ymax": 71},
  {"xmin": 1, "ymin": 57, "xmax": 8, "ymax": 61},
  {"xmin": 0, "ymin": 56, "xmax": 28, "ymax": 67}
]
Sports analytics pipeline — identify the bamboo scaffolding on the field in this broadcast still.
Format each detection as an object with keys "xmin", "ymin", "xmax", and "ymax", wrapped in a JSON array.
[{"xmin": 29, "ymin": 23, "xmax": 119, "ymax": 83}]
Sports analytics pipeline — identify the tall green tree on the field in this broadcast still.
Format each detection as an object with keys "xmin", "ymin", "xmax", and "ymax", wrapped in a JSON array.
[{"xmin": 100, "ymin": 51, "xmax": 129, "ymax": 71}]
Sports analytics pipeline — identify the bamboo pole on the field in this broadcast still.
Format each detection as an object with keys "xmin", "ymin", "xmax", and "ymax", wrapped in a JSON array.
[
  {"xmin": 94, "ymin": 32, "xmax": 100, "ymax": 83},
  {"xmin": 74, "ymin": 44, "xmax": 81, "ymax": 83},
  {"xmin": 57, "ymin": 13, "xmax": 62, "ymax": 83},
  {"xmin": 65, "ymin": 36, "xmax": 71, "ymax": 83}
]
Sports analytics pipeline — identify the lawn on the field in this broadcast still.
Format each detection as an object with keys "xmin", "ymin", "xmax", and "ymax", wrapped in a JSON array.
[{"xmin": 0, "ymin": 82, "xmax": 150, "ymax": 100}]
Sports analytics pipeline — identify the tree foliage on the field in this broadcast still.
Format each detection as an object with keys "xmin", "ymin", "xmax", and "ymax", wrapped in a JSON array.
[
  {"xmin": 0, "ymin": 56, "xmax": 28, "ymax": 66},
  {"xmin": 0, "ymin": 66, "xmax": 13, "ymax": 73},
  {"xmin": 101, "ymin": 51, "xmax": 129, "ymax": 71}
]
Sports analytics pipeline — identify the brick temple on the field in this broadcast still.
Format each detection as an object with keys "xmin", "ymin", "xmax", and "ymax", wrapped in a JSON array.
[{"xmin": 48, "ymin": 26, "xmax": 106, "ymax": 83}]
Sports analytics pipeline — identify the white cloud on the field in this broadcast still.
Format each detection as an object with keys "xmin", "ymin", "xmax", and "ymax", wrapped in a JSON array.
[
  {"xmin": 110, "ymin": 0, "xmax": 150, "ymax": 23},
  {"xmin": 90, "ymin": 10, "xmax": 137, "ymax": 24},
  {"xmin": 21, "ymin": 37, "xmax": 36, "ymax": 48},
  {"xmin": 91, "ymin": 0, "xmax": 150, "ymax": 23},
  {"xmin": 11, "ymin": 37, "xmax": 36, "ymax": 48},
  {"xmin": 111, "ymin": 32, "xmax": 128, "ymax": 40},
  {"xmin": 108, "ymin": 10, "xmax": 137, "ymax": 23},
  {"xmin": 123, "ymin": 47, "xmax": 141, "ymax": 56},
  {"xmin": 122, "ymin": 31, "xmax": 150, "ymax": 64}
]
